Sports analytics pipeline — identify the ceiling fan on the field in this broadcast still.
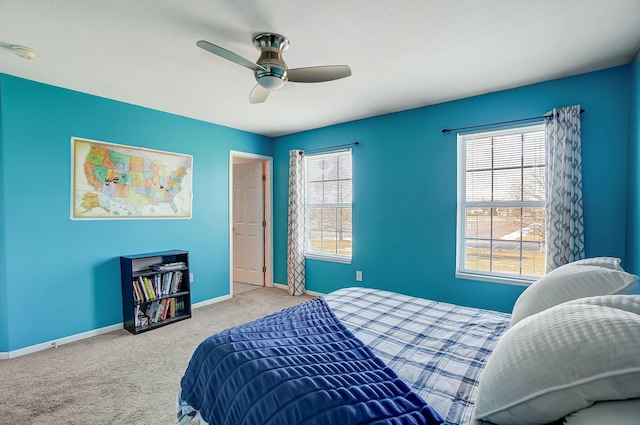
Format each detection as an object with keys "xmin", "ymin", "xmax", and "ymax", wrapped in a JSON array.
[{"xmin": 196, "ymin": 33, "xmax": 352, "ymax": 104}]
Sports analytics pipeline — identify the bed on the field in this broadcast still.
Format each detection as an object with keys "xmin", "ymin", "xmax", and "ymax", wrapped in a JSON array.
[
  {"xmin": 177, "ymin": 287, "xmax": 509, "ymax": 424},
  {"xmin": 177, "ymin": 259, "xmax": 640, "ymax": 425}
]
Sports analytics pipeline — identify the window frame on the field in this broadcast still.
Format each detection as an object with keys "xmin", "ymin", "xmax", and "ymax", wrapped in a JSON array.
[
  {"xmin": 456, "ymin": 123, "xmax": 546, "ymax": 286},
  {"xmin": 304, "ymin": 149, "xmax": 353, "ymax": 264}
]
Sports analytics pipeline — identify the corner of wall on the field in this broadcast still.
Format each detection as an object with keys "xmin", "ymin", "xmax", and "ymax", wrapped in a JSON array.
[
  {"xmin": 0, "ymin": 74, "xmax": 9, "ymax": 354},
  {"xmin": 625, "ymin": 62, "xmax": 640, "ymax": 274}
]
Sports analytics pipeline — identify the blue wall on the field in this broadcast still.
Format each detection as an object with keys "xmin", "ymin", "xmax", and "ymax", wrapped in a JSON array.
[
  {"xmin": 626, "ymin": 61, "xmax": 640, "ymax": 273},
  {"xmin": 0, "ymin": 81, "xmax": 7, "ymax": 353},
  {"xmin": 273, "ymin": 65, "xmax": 633, "ymax": 313},
  {"xmin": 0, "ymin": 74, "xmax": 272, "ymax": 352}
]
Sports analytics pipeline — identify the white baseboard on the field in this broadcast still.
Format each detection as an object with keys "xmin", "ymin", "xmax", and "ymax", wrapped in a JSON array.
[
  {"xmin": 1, "ymin": 289, "xmax": 314, "ymax": 360},
  {"xmin": 3, "ymin": 323, "xmax": 123, "ymax": 360},
  {"xmin": 273, "ymin": 282, "xmax": 324, "ymax": 297},
  {"xmin": 192, "ymin": 294, "xmax": 230, "ymax": 309}
]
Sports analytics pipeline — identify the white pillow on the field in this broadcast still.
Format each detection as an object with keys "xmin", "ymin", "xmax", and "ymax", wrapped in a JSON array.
[
  {"xmin": 510, "ymin": 264, "xmax": 638, "ymax": 326},
  {"xmin": 563, "ymin": 399, "xmax": 640, "ymax": 425},
  {"xmin": 474, "ymin": 295, "xmax": 640, "ymax": 425},
  {"xmin": 567, "ymin": 257, "xmax": 623, "ymax": 270}
]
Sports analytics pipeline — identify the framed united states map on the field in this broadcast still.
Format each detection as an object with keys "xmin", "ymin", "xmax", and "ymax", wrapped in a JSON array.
[{"xmin": 71, "ymin": 137, "xmax": 193, "ymax": 219}]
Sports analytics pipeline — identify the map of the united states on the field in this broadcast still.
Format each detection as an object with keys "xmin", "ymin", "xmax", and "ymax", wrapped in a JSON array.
[{"xmin": 72, "ymin": 139, "xmax": 192, "ymax": 218}]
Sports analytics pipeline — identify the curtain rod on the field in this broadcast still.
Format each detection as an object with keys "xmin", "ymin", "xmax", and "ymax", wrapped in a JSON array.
[
  {"xmin": 299, "ymin": 141, "xmax": 359, "ymax": 155},
  {"xmin": 441, "ymin": 109, "xmax": 586, "ymax": 134}
]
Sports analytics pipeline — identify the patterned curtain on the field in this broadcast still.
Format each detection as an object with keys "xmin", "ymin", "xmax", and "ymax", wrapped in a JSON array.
[
  {"xmin": 287, "ymin": 150, "xmax": 306, "ymax": 295},
  {"xmin": 545, "ymin": 105, "xmax": 585, "ymax": 271}
]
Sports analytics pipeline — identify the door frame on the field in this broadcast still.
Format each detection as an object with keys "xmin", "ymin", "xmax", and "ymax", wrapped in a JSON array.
[{"xmin": 229, "ymin": 150, "xmax": 273, "ymax": 297}]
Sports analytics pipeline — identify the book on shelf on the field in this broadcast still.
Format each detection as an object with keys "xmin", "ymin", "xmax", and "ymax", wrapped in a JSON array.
[
  {"xmin": 152, "ymin": 300, "xmax": 161, "ymax": 323},
  {"xmin": 137, "ymin": 276, "xmax": 149, "ymax": 300},
  {"xmin": 132, "ymin": 279, "xmax": 144, "ymax": 302},
  {"xmin": 138, "ymin": 316, "xmax": 149, "ymax": 328},
  {"xmin": 170, "ymin": 271, "xmax": 183, "ymax": 293},
  {"xmin": 143, "ymin": 276, "xmax": 156, "ymax": 299},
  {"xmin": 146, "ymin": 300, "xmax": 158, "ymax": 323},
  {"xmin": 150, "ymin": 262, "xmax": 186, "ymax": 272},
  {"xmin": 137, "ymin": 304, "xmax": 149, "ymax": 328},
  {"xmin": 169, "ymin": 298, "xmax": 176, "ymax": 318},
  {"xmin": 160, "ymin": 298, "xmax": 171, "ymax": 321},
  {"xmin": 162, "ymin": 272, "xmax": 173, "ymax": 295},
  {"xmin": 135, "ymin": 305, "xmax": 141, "ymax": 327},
  {"xmin": 144, "ymin": 302, "xmax": 152, "ymax": 321},
  {"xmin": 153, "ymin": 275, "xmax": 160, "ymax": 297},
  {"xmin": 175, "ymin": 298, "xmax": 185, "ymax": 315}
]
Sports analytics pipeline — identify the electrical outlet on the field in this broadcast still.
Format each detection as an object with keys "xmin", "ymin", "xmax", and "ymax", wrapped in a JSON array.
[
  {"xmin": 356, "ymin": 271, "xmax": 363, "ymax": 282},
  {"xmin": 190, "ymin": 273, "xmax": 194, "ymax": 283}
]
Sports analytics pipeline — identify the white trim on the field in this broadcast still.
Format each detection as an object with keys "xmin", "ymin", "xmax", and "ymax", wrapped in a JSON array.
[
  {"xmin": 273, "ymin": 283, "xmax": 324, "ymax": 297},
  {"xmin": 304, "ymin": 252, "xmax": 352, "ymax": 264},
  {"xmin": 456, "ymin": 271, "xmax": 535, "ymax": 287},
  {"xmin": 1, "ymin": 294, "xmax": 238, "ymax": 360},
  {"xmin": 456, "ymin": 123, "xmax": 546, "ymax": 283},
  {"xmin": 460, "ymin": 123, "xmax": 546, "ymax": 139},
  {"xmin": 0, "ymin": 287, "xmax": 316, "ymax": 361},
  {"xmin": 304, "ymin": 150, "xmax": 353, "ymax": 261},
  {"xmin": 229, "ymin": 150, "xmax": 274, "ymax": 298},
  {"xmin": 1, "ymin": 323, "xmax": 123, "ymax": 360},
  {"xmin": 192, "ymin": 294, "xmax": 231, "ymax": 309}
]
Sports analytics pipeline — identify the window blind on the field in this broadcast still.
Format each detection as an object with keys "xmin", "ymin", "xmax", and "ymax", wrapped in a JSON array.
[{"xmin": 457, "ymin": 123, "xmax": 547, "ymax": 281}]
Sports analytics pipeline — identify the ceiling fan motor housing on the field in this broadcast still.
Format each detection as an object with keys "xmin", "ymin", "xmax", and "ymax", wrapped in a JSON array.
[{"xmin": 253, "ymin": 33, "xmax": 289, "ymax": 90}]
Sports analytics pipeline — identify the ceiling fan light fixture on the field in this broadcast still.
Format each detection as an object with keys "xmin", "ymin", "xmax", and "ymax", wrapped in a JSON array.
[
  {"xmin": 257, "ymin": 75, "xmax": 286, "ymax": 90},
  {"xmin": 255, "ymin": 64, "xmax": 287, "ymax": 90}
]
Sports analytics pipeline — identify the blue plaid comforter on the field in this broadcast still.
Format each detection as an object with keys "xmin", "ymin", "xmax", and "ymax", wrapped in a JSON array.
[
  {"xmin": 179, "ymin": 296, "xmax": 446, "ymax": 425},
  {"xmin": 178, "ymin": 288, "xmax": 510, "ymax": 425},
  {"xmin": 324, "ymin": 288, "xmax": 510, "ymax": 425}
]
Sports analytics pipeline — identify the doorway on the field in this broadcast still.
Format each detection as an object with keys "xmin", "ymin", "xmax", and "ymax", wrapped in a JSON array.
[{"xmin": 229, "ymin": 151, "xmax": 273, "ymax": 297}]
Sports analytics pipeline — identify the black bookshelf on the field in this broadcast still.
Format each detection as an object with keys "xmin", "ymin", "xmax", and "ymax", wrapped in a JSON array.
[{"xmin": 120, "ymin": 250, "xmax": 192, "ymax": 335}]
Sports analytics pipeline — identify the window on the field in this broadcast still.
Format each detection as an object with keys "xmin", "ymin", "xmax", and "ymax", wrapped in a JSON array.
[
  {"xmin": 305, "ymin": 150, "xmax": 352, "ymax": 263},
  {"xmin": 457, "ymin": 123, "xmax": 546, "ymax": 284}
]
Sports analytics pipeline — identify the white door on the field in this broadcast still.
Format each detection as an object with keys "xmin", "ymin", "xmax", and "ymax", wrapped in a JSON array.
[{"xmin": 233, "ymin": 161, "xmax": 265, "ymax": 286}]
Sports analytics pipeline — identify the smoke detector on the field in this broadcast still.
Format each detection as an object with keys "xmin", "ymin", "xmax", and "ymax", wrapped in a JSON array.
[{"xmin": 11, "ymin": 45, "xmax": 37, "ymax": 60}]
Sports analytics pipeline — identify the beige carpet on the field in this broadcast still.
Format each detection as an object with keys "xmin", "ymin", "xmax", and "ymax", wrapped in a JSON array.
[
  {"xmin": 0, "ymin": 287, "xmax": 313, "ymax": 425},
  {"xmin": 233, "ymin": 281, "xmax": 262, "ymax": 294}
]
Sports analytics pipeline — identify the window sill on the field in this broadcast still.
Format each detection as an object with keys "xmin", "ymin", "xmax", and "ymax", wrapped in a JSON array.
[
  {"xmin": 455, "ymin": 271, "xmax": 537, "ymax": 287},
  {"xmin": 304, "ymin": 253, "xmax": 352, "ymax": 264}
]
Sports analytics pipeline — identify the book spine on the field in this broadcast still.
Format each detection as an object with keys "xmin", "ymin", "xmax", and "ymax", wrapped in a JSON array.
[
  {"xmin": 168, "ymin": 272, "xmax": 174, "ymax": 295},
  {"xmin": 169, "ymin": 298, "xmax": 176, "ymax": 318},
  {"xmin": 161, "ymin": 298, "xmax": 170, "ymax": 320},
  {"xmin": 135, "ymin": 305, "xmax": 141, "ymax": 327},
  {"xmin": 154, "ymin": 300, "xmax": 163, "ymax": 322},
  {"xmin": 133, "ymin": 280, "xmax": 144, "ymax": 302},
  {"xmin": 150, "ymin": 300, "xmax": 160, "ymax": 323},
  {"xmin": 144, "ymin": 277, "xmax": 156, "ymax": 299},
  {"xmin": 173, "ymin": 271, "xmax": 183, "ymax": 293},
  {"xmin": 138, "ymin": 276, "xmax": 149, "ymax": 301}
]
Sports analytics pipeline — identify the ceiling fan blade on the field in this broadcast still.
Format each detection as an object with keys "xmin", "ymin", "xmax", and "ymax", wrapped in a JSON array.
[
  {"xmin": 249, "ymin": 85, "xmax": 270, "ymax": 104},
  {"xmin": 196, "ymin": 40, "xmax": 265, "ymax": 72},
  {"xmin": 287, "ymin": 65, "xmax": 352, "ymax": 83}
]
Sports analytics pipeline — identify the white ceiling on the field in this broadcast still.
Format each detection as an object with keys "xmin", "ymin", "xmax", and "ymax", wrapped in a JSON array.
[{"xmin": 1, "ymin": 0, "xmax": 639, "ymax": 137}]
